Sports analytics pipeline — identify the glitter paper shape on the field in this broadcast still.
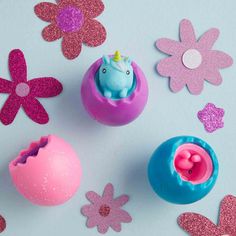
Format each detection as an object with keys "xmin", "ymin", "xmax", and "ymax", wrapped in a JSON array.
[
  {"xmin": 35, "ymin": 0, "xmax": 106, "ymax": 60},
  {"xmin": 0, "ymin": 49, "xmax": 63, "ymax": 125},
  {"xmin": 0, "ymin": 215, "xmax": 6, "ymax": 233},
  {"xmin": 156, "ymin": 19, "xmax": 233, "ymax": 95},
  {"xmin": 198, "ymin": 103, "xmax": 225, "ymax": 133},
  {"xmin": 81, "ymin": 183, "xmax": 132, "ymax": 234},
  {"xmin": 178, "ymin": 195, "xmax": 236, "ymax": 236}
]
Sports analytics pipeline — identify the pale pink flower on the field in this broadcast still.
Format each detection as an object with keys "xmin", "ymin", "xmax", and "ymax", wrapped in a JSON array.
[
  {"xmin": 81, "ymin": 183, "xmax": 132, "ymax": 234},
  {"xmin": 156, "ymin": 19, "xmax": 233, "ymax": 95}
]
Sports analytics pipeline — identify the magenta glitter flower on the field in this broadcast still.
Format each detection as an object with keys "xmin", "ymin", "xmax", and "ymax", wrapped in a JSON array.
[
  {"xmin": 34, "ymin": 0, "xmax": 106, "ymax": 60},
  {"xmin": 156, "ymin": 19, "xmax": 233, "ymax": 95},
  {"xmin": 178, "ymin": 195, "xmax": 236, "ymax": 236},
  {"xmin": 0, "ymin": 215, "xmax": 6, "ymax": 233},
  {"xmin": 0, "ymin": 49, "xmax": 63, "ymax": 125},
  {"xmin": 198, "ymin": 103, "xmax": 225, "ymax": 133},
  {"xmin": 81, "ymin": 183, "xmax": 132, "ymax": 234}
]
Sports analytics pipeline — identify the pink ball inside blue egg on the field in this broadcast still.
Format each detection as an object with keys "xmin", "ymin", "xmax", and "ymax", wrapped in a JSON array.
[{"xmin": 148, "ymin": 136, "xmax": 219, "ymax": 204}]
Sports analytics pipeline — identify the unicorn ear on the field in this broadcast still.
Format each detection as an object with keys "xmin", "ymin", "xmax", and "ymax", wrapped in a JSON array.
[
  {"xmin": 124, "ymin": 57, "xmax": 132, "ymax": 65},
  {"xmin": 102, "ymin": 55, "xmax": 110, "ymax": 64}
]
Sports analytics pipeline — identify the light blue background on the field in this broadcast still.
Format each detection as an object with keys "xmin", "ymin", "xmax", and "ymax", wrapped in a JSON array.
[{"xmin": 0, "ymin": 0, "xmax": 235, "ymax": 235}]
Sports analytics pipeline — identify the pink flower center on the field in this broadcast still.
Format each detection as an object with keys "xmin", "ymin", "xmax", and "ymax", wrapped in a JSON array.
[
  {"xmin": 15, "ymin": 82, "xmax": 30, "ymax": 97},
  {"xmin": 99, "ymin": 204, "xmax": 111, "ymax": 217},
  {"xmin": 174, "ymin": 143, "xmax": 213, "ymax": 184},
  {"xmin": 57, "ymin": 6, "xmax": 84, "ymax": 33},
  {"xmin": 182, "ymin": 49, "xmax": 202, "ymax": 69}
]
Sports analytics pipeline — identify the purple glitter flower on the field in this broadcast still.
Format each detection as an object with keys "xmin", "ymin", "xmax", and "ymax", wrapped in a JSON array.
[
  {"xmin": 57, "ymin": 6, "xmax": 84, "ymax": 33},
  {"xmin": 198, "ymin": 103, "xmax": 225, "ymax": 133}
]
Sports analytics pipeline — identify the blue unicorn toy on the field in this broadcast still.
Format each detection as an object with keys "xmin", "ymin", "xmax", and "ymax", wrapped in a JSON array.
[{"xmin": 98, "ymin": 51, "xmax": 134, "ymax": 99}]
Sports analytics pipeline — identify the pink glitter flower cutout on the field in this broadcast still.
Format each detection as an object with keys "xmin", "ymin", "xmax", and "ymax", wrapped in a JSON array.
[
  {"xmin": 198, "ymin": 103, "xmax": 225, "ymax": 133},
  {"xmin": 81, "ymin": 183, "xmax": 132, "ymax": 234},
  {"xmin": 156, "ymin": 19, "xmax": 233, "ymax": 95},
  {"xmin": 0, "ymin": 215, "xmax": 6, "ymax": 233},
  {"xmin": 178, "ymin": 195, "xmax": 236, "ymax": 236},
  {"xmin": 0, "ymin": 49, "xmax": 63, "ymax": 125},
  {"xmin": 34, "ymin": 0, "xmax": 106, "ymax": 60}
]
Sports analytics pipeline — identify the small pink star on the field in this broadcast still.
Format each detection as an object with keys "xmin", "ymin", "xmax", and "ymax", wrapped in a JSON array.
[{"xmin": 198, "ymin": 103, "xmax": 225, "ymax": 133}]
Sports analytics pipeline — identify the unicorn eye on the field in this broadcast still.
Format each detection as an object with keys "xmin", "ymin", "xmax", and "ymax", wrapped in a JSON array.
[
  {"xmin": 102, "ymin": 68, "xmax": 106, "ymax": 73},
  {"xmin": 126, "ymin": 70, "xmax": 130, "ymax": 75}
]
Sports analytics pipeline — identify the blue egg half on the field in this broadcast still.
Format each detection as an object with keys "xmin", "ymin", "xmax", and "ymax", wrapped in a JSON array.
[{"xmin": 148, "ymin": 136, "xmax": 219, "ymax": 204}]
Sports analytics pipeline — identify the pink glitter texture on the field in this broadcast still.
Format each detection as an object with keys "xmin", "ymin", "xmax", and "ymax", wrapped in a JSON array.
[
  {"xmin": 198, "ymin": 103, "xmax": 225, "ymax": 133},
  {"xmin": 178, "ymin": 195, "xmax": 236, "ymax": 236},
  {"xmin": 57, "ymin": 6, "xmax": 84, "ymax": 32},
  {"xmin": 0, "ymin": 215, "xmax": 6, "ymax": 233},
  {"xmin": 81, "ymin": 183, "xmax": 132, "ymax": 234},
  {"xmin": 0, "ymin": 49, "xmax": 63, "ymax": 125},
  {"xmin": 34, "ymin": 0, "xmax": 106, "ymax": 59}
]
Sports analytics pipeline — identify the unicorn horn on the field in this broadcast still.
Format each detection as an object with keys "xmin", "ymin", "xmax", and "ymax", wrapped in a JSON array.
[{"xmin": 113, "ymin": 50, "xmax": 121, "ymax": 62}]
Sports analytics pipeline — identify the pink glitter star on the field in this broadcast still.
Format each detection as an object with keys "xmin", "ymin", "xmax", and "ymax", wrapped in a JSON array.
[{"xmin": 198, "ymin": 103, "xmax": 225, "ymax": 133}]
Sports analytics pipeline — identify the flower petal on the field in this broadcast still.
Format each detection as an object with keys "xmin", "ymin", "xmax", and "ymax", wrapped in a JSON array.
[
  {"xmin": 97, "ymin": 223, "xmax": 109, "ymax": 234},
  {"xmin": 81, "ymin": 204, "xmax": 97, "ymax": 217},
  {"xmin": 178, "ymin": 213, "xmax": 219, "ymax": 236},
  {"xmin": 86, "ymin": 191, "xmax": 101, "ymax": 203},
  {"xmin": 62, "ymin": 32, "xmax": 82, "ymax": 59},
  {"xmin": 28, "ymin": 77, "xmax": 63, "ymax": 98},
  {"xmin": 169, "ymin": 76, "xmax": 186, "ymax": 93},
  {"xmin": 0, "ymin": 78, "xmax": 13, "ymax": 93},
  {"xmin": 110, "ymin": 222, "xmax": 121, "ymax": 232},
  {"xmin": 198, "ymin": 28, "xmax": 219, "ymax": 49},
  {"xmin": 42, "ymin": 23, "xmax": 62, "ymax": 42},
  {"xmin": 86, "ymin": 216, "xmax": 99, "ymax": 228},
  {"xmin": 59, "ymin": 0, "xmax": 104, "ymax": 18},
  {"xmin": 218, "ymin": 195, "xmax": 236, "ymax": 235},
  {"xmin": 186, "ymin": 77, "xmax": 204, "ymax": 95},
  {"xmin": 156, "ymin": 38, "xmax": 183, "ymax": 55},
  {"xmin": 22, "ymin": 97, "xmax": 49, "ymax": 124},
  {"xmin": 9, "ymin": 49, "xmax": 27, "ymax": 83},
  {"xmin": 34, "ymin": 2, "xmax": 58, "ymax": 22},
  {"xmin": 102, "ymin": 183, "xmax": 114, "ymax": 201},
  {"xmin": 208, "ymin": 50, "xmax": 233, "ymax": 69},
  {"xmin": 0, "ymin": 94, "xmax": 21, "ymax": 125},
  {"xmin": 113, "ymin": 195, "xmax": 129, "ymax": 207},
  {"xmin": 157, "ymin": 57, "xmax": 180, "ymax": 77},
  {"xmin": 82, "ymin": 19, "xmax": 106, "ymax": 47},
  {"xmin": 180, "ymin": 19, "xmax": 196, "ymax": 43},
  {"xmin": 81, "ymin": 0, "xmax": 104, "ymax": 18},
  {"xmin": 116, "ymin": 209, "xmax": 132, "ymax": 223},
  {"xmin": 204, "ymin": 70, "xmax": 222, "ymax": 86}
]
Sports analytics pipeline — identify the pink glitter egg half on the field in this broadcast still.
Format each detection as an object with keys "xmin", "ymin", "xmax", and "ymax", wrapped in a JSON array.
[{"xmin": 9, "ymin": 135, "xmax": 82, "ymax": 206}]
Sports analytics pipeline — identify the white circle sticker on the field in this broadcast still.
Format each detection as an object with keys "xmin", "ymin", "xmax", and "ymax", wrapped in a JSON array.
[{"xmin": 182, "ymin": 49, "xmax": 202, "ymax": 69}]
